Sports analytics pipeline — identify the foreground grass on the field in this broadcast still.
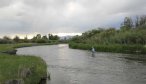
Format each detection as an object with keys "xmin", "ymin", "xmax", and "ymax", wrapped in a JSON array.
[
  {"xmin": 69, "ymin": 42, "xmax": 146, "ymax": 54},
  {"xmin": 0, "ymin": 53, "xmax": 47, "ymax": 84},
  {"xmin": 0, "ymin": 43, "xmax": 48, "ymax": 84}
]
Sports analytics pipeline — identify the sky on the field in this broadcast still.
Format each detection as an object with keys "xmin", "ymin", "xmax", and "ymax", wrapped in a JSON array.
[{"xmin": 0, "ymin": 0, "xmax": 146, "ymax": 38}]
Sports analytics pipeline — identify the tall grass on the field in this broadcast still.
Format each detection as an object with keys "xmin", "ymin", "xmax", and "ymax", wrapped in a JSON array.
[
  {"xmin": 0, "ymin": 43, "xmax": 48, "ymax": 84},
  {"xmin": 0, "ymin": 53, "xmax": 47, "ymax": 84},
  {"xmin": 69, "ymin": 42, "xmax": 146, "ymax": 54}
]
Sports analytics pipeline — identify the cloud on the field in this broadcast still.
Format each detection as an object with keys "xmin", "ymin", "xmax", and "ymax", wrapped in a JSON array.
[
  {"xmin": 0, "ymin": 0, "xmax": 14, "ymax": 7},
  {"xmin": 0, "ymin": 20, "xmax": 30, "ymax": 34},
  {"xmin": 0, "ymin": 0, "xmax": 146, "ymax": 35}
]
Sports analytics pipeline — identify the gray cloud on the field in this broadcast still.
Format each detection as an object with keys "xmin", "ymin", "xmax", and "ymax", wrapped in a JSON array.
[
  {"xmin": 0, "ymin": 0, "xmax": 146, "ymax": 35},
  {"xmin": 0, "ymin": 20, "xmax": 30, "ymax": 34},
  {"xmin": 0, "ymin": 0, "xmax": 13, "ymax": 7}
]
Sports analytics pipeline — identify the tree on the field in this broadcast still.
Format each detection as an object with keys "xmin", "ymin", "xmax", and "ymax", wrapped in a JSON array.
[
  {"xmin": 135, "ymin": 15, "xmax": 146, "ymax": 28},
  {"xmin": 139, "ymin": 15, "xmax": 146, "ymax": 26},
  {"xmin": 48, "ymin": 34, "xmax": 53, "ymax": 40},
  {"xmin": 3, "ymin": 36, "xmax": 11, "ymax": 40},
  {"xmin": 0, "ymin": 36, "xmax": 12, "ymax": 44},
  {"xmin": 135, "ymin": 16, "xmax": 140, "ymax": 28},
  {"xmin": 42, "ymin": 35, "xmax": 48, "ymax": 40},
  {"xmin": 31, "ymin": 36, "xmax": 37, "ymax": 42},
  {"xmin": 13, "ymin": 36, "xmax": 20, "ymax": 43},
  {"xmin": 24, "ymin": 36, "xmax": 29, "ymax": 43},
  {"xmin": 53, "ymin": 35, "xmax": 59, "ymax": 40},
  {"xmin": 48, "ymin": 34, "xmax": 51, "ymax": 40},
  {"xmin": 48, "ymin": 34, "xmax": 59, "ymax": 40},
  {"xmin": 36, "ymin": 34, "xmax": 41, "ymax": 40},
  {"xmin": 121, "ymin": 17, "xmax": 133, "ymax": 30}
]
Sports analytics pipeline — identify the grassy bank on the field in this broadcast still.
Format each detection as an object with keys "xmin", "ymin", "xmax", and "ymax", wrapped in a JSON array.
[
  {"xmin": 69, "ymin": 16, "xmax": 146, "ymax": 54},
  {"xmin": 0, "ymin": 43, "xmax": 58, "ymax": 51},
  {"xmin": 69, "ymin": 43, "xmax": 146, "ymax": 54},
  {"xmin": 0, "ymin": 43, "xmax": 48, "ymax": 84},
  {"xmin": 0, "ymin": 53, "xmax": 47, "ymax": 84}
]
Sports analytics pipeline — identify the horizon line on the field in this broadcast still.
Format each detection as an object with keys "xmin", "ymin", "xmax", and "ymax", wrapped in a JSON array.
[{"xmin": 0, "ymin": 33, "xmax": 82, "ymax": 39}]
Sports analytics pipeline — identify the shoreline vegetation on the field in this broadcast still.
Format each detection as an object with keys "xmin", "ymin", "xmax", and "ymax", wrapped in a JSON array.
[
  {"xmin": 69, "ymin": 43, "xmax": 146, "ymax": 54},
  {"xmin": 0, "ymin": 43, "xmax": 55, "ymax": 84},
  {"xmin": 69, "ymin": 16, "xmax": 146, "ymax": 54},
  {"xmin": 0, "ymin": 33, "xmax": 60, "ymax": 84},
  {"xmin": 0, "ymin": 43, "xmax": 59, "ymax": 52}
]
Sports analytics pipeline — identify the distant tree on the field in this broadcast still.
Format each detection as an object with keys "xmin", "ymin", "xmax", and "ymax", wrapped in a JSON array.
[
  {"xmin": 53, "ymin": 35, "xmax": 59, "ymax": 40},
  {"xmin": 121, "ymin": 17, "xmax": 133, "ymax": 30},
  {"xmin": 3, "ymin": 36, "xmax": 11, "ymax": 40},
  {"xmin": 48, "ymin": 34, "xmax": 59, "ymax": 40},
  {"xmin": 48, "ymin": 34, "xmax": 53, "ymax": 40},
  {"xmin": 42, "ymin": 35, "xmax": 48, "ymax": 40},
  {"xmin": 48, "ymin": 34, "xmax": 51, "ymax": 40},
  {"xmin": 135, "ymin": 16, "xmax": 140, "ymax": 28},
  {"xmin": 70, "ymin": 35, "xmax": 81, "ymax": 43},
  {"xmin": 139, "ymin": 15, "xmax": 146, "ymax": 26},
  {"xmin": 36, "ymin": 34, "xmax": 41, "ymax": 39},
  {"xmin": 24, "ymin": 36, "xmax": 28, "ymax": 40},
  {"xmin": 13, "ymin": 36, "xmax": 20, "ymax": 43},
  {"xmin": 40, "ymin": 35, "xmax": 48, "ymax": 43},
  {"xmin": 0, "ymin": 36, "xmax": 13, "ymax": 44},
  {"xmin": 23, "ymin": 36, "xmax": 29, "ymax": 43},
  {"xmin": 31, "ymin": 36, "xmax": 37, "ymax": 42}
]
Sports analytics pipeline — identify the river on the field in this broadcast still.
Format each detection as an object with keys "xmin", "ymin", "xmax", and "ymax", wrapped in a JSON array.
[{"xmin": 17, "ymin": 44, "xmax": 146, "ymax": 84}]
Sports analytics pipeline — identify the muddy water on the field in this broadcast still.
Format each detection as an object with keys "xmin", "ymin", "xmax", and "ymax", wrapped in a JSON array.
[{"xmin": 17, "ymin": 44, "xmax": 146, "ymax": 84}]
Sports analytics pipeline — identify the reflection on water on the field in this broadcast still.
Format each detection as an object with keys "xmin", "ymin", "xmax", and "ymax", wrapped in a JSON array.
[{"xmin": 17, "ymin": 44, "xmax": 146, "ymax": 84}]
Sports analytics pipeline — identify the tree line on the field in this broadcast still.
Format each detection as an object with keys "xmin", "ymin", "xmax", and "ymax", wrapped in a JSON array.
[
  {"xmin": 0, "ymin": 34, "xmax": 59, "ymax": 44},
  {"xmin": 71, "ymin": 15, "xmax": 146, "ymax": 45}
]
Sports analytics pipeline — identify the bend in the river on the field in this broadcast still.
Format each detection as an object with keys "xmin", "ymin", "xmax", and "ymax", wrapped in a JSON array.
[{"xmin": 17, "ymin": 44, "xmax": 146, "ymax": 84}]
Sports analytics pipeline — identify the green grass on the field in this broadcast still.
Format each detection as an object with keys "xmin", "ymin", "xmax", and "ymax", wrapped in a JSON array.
[
  {"xmin": 0, "ymin": 43, "xmax": 37, "ymax": 51},
  {"xmin": 0, "ymin": 53, "xmax": 47, "ymax": 84},
  {"xmin": 0, "ymin": 43, "xmax": 58, "ymax": 51},
  {"xmin": 69, "ymin": 42, "xmax": 146, "ymax": 54},
  {"xmin": 0, "ymin": 44, "xmax": 14, "ymax": 51},
  {"xmin": 0, "ymin": 43, "xmax": 48, "ymax": 84}
]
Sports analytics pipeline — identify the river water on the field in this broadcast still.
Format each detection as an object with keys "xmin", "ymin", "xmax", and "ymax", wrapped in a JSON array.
[{"xmin": 17, "ymin": 44, "xmax": 146, "ymax": 84}]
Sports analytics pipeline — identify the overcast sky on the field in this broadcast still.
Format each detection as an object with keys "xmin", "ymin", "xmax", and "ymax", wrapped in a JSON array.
[{"xmin": 0, "ymin": 0, "xmax": 146, "ymax": 36}]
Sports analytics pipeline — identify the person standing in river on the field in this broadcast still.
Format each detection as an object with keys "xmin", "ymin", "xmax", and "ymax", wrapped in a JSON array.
[{"xmin": 92, "ymin": 47, "xmax": 95, "ymax": 57}]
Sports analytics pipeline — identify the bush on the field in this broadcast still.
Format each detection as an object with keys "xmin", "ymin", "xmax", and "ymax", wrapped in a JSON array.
[
  {"xmin": 36, "ymin": 39, "xmax": 47, "ymax": 43},
  {"xmin": 0, "ymin": 39, "xmax": 13, "ymax": 44}
]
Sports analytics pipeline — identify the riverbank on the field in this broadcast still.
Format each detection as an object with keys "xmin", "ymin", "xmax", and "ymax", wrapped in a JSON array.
[
  {"xmin": 0, "ymin": 53, "xmax": 47, "ymax": 84},
  {"xmin": 0, "ymin": 43, "xmax": 58, "ymax": 51},
  {"xmin": 17, "ymin": 44, "xmax": 146, "ymax": 84},
  {"xmin": 69, "ymin": 43, "xmax": 146, "ymax": 54},
  {"xmin": 0, "ymin": 43, "xmax": 51, "ymax": 84}
]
